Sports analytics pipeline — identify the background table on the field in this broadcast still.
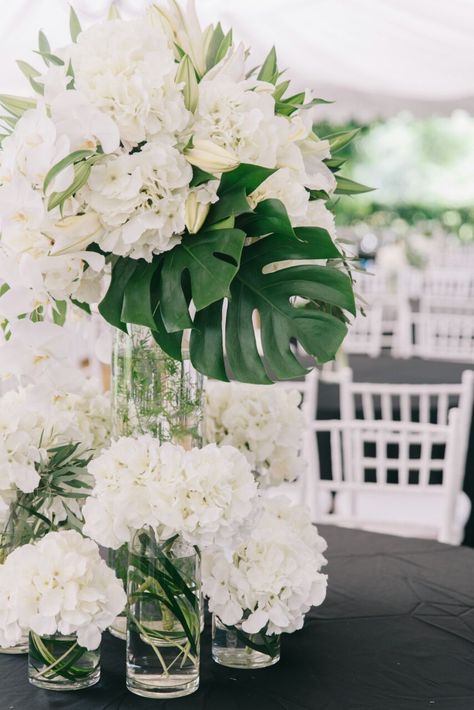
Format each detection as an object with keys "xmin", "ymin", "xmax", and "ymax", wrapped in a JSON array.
[
  {"xmin": 318, "ymin": 354, "xmax": 474, "ymax": 546},
  {"xmin": 2, "ymin": 526, "xmax": 474, "ymax": 710}
]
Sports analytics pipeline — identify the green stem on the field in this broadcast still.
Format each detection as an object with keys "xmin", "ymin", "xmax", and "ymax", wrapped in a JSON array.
[{"xmin": 31, "ymin": 634, "xmax": 78, "ymax": 678}]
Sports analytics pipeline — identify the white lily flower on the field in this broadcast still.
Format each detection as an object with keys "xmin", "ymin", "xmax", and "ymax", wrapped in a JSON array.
[
  {"xmin": 48, "ymin": 213, "xmax": 104, "ymax": 256},
  {"xmin": 185, "ymin": 139, "xmax": 239, "ymax": 174}
]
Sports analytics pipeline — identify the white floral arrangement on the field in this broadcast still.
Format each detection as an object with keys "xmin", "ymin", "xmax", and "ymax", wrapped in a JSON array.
[
  {"xmin": 0, "ymin": 2, "xmax": 365, "ymax": 385},
  {"xmin": 83, "ymin": 436, "xmax": 258, "ymax": 550},
  {"xmin": 0, "ymin": 530, "xmax": 126, "ymax": 650},
  {"xmin": 0, "ymin": 374, "xmax": 110, "ymax": 532},
  {"xmin": 202, "ymin": 496, "xmax": 328, "ymax": 635},
  {"xmin": 204, "ymin": 381, "xmax": 305, "ymax": 486}
]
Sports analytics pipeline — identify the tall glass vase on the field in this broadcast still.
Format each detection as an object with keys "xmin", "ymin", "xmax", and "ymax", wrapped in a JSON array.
[
  {"xmin": 109, "ymin": 325, "xmax": 204, "ymax": 638},
  {"xmin": 126, "ymin": 527, "xmax": 201, "ymax": 699},
  {"xmin": 112, "ymin": 325, "xmax": 204, "ymax": 446}
]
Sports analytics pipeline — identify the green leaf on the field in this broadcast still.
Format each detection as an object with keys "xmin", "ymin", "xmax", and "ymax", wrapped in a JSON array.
[
  {"xmin": 335, "ymin": 176, "xmax": 375, "ymax": 196},
  {"xmin": 70, "ymin": 298, "xmax": 91, "ymax": 315},
  {"xmin": 121, "ymin": 259, "xmax": 161, "ymax": 330},
  {"xmin": 159, "ymin": 228, "xmax": 246, "ymax": 332},
  {"xmin": 218, "ymin": 163, "xmax": 275, "ymax": 196},
  {"xmin": 28, "ymin": 76, "xmax": 44, "ymax": 96},
  {"xmin": 206, "ymin": 186, "xmax": 250, "ymax": 225},
  {"xmin": 16, "ymin": 60, "xmax": 41, "ymax": 80},
  {"xmin": 257, "ymin": 46, "xmax": 278, "ymax": 84},
  {"xmin": 38, "ymin": 30, "xmax": 51, "ymax": 58},
  {"xmin": 189, "ymin": 299, "xmax": 228, "ymax": 381},
  {"xmin": 190, "ymin": 231, "xmax": 355, "ymax": 383},
  {"xmin": 43, "ymin": 149, "xmax": 95, "ymax": 193},
  {"xmin": 237, "ymin": 198, "xmax": 295, "ymax": 239},
  {"xmin": 99, "ymin": 258, "xmax": 138, "ymax": 332},
  {"xmin": 69, "ymin": 6, "xmax": 82, "ymax": 42},
  {"xmin": 52, "ymin": 299, "xmax": 67, "ymax": 326},
  {"xmin": 151, "ymin": 320, "xmax": 183, "ymax": 361},
  {"xmin": 325, "ymin": 157, "xmax": 346, "ymax": 171},
  {"xmin": 0, "ymin": 115, "xmax": 17, "ymax": 129},
  {"xmin": 0, "ymin": 94, "xmax": 36, "ymax": 118},
  {"xmin": 47, "ymin": 160, "xmax": 91, "ymax": 211},
  {"xmin": 190, "ymin": 166, "xmax": 217, "ymax": 188},
  {"xmin": 214, "ymin": 29, "xmax": 233, "ymax": 65},
  {"xmin": 273, "ymin": 79, "xmax": 290, "ymax": 101},
  {"xmin": 309, "ymin": 189, "xmax": 330, "ymax": 201},
  {"xmin": 206, "ymin": 22, "xmax": 224, "ymax": 70},
  {"xmin": 33, "ymin": 50, "xmax": 64, "ymax": 66},
  {"xmin": 327, "ymin": 128, "xmax": 360, "ymax": 154}
]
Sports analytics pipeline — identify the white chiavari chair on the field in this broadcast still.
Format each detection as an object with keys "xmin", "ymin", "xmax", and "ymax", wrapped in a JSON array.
[{"xmin": 306, "ymin": 413, "xmax": 470, "ymax": 544}]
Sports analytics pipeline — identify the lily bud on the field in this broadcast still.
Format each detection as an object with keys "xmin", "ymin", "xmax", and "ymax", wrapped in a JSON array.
[
  {"xmin": 185, "ymin": 139, "xmax": 239, "ymax": 174},
  {"xmin": 49, "ymin": 213, "xmax": 104, "ymax": 255},
  {"xmin": 176, "ymin": 54, "xmax": 199, "ymax": 113},
  {"xmin": 185, "ymin": 192, "xmax": 210, "ymax": 234}
]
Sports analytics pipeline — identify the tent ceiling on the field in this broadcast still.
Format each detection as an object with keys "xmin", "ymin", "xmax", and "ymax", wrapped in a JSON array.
[{"xmin": 1, "ymin": 0, "xmax": 473, "ymax": 120}]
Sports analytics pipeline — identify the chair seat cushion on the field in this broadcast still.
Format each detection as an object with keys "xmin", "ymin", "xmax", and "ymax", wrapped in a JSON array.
[{"xmin": 334, "ymin": 490, "xmax": 471, "ymax": 544}]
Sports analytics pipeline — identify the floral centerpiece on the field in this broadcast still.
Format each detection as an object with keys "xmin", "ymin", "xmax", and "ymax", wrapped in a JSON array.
[
  {"xmin": 203, "ymin": 496, "xmax": 328, "ymax": 668},
  {"xmin": 204, "ymin": 381, "xmax": 305, "ymax": 485},
  {"xmin": 83, "ymin": 434, "xmax": 258, "ymax": 698},
  {"xmin": 0, "ymin": 1, "xmax": 367, "ymax": 385},
  {"xmin": 0, "ymin": 530, "xmax": 126, "ymax": 690}
]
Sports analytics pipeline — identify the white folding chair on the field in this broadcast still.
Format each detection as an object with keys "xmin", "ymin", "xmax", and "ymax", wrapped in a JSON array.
[
  {"xmin": 410, "ymin": 298, "xmax": 474, "ymax": 363},
  {"xmin": 306, "ymin": 414, "xmax": 470, "ymax": 544},
  {"xmin": 339, "ymin": 368, "xmax": 474, "ymax": 498}
]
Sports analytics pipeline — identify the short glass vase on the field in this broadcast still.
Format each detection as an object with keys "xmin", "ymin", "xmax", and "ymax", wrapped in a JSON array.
[
  {"xmin": 126, "ymin": 527, "xmax": 201, "ymax": 699},
  {"xmin": 212, "ymin": 615, "xmax": 280, "ymax": 669},
  {"xmin": 28, "ymin": 632, "xmax": 100, "ymax": 691}
]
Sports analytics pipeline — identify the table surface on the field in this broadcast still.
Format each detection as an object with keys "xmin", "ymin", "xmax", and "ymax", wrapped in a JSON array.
[
  {"xmin": 318, "ymin": 354, "xmax": 474, "ymax": 547},
  {"xmin": 2, "ymin": 525, "xmax": 474, "ymax": 710}
]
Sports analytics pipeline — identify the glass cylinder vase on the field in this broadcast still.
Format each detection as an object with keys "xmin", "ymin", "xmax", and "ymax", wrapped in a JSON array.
[
  {"xmin": 28, "ymin": 632, "xmax": 100, "ymax": 691},
  {"xmin": 112, "ymin": 325, "xmax": 204, "ymax": 446},
  {"xmin": 212, "ymin": 615, "xmax": 280, "ymax": 669},
  {"xmin": 126, "ymin": 526, "xmax": 201, "ymax": 699},
  {"xmin": 109, "ymin": 326, "xmax": 204, "ymax": 638}
]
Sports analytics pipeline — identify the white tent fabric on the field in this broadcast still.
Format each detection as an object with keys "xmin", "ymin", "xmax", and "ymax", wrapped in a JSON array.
[{"xmin": 1, "ymin": 0, "xmax": 474, "ymax": 120}]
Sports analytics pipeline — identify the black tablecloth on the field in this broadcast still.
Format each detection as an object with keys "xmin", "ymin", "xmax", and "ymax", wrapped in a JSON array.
[
  {"xmin": 2, "ymin": 526, "xmax": 474, "ymax": 710},
  {"xmin": 318, "ymin": 354, "xmax": 474, "ymax": 547}
]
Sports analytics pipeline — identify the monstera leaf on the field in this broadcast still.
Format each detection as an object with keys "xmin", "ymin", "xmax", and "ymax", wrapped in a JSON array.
[
  {"xmin": 190, "ymin": 227, "xmax": 355, "ymax": 383},
  {"xmin": 98, "ymin": 167, "xmax": 357, "ymax": 383},
  {"xmin": 158, "ymin": 227, "xmax": 246, "ymax": 332}
]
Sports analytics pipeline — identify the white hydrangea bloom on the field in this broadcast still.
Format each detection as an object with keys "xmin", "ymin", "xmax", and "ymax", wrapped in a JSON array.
[
  {"xmin": 248, "ymin": 168, "xmax": 310, "ymax": 219},
  {"xmin": 0, "ymin": 103, "xmax": 107, "ymax": 314},
  {"xmin": 205, "ymin": 382, "xmax": 305, "ymax": 486},
  {"xmin": 85, "ymin": 141, "xmax": 192, "ymax": 260},
  {"xmin": 0, "ymin": 530, "xmax": 126, "ymax": 650},
  {"xmin": 0, "ymin": 371, "xmax": 110, "ymax": 519},
  {"xmin": 293, "ymin": 199, "xmax": 337, "ymax": 238},
  {"xmin": 68, "ymin": 19, "xmax": 190, "ymax": 145},
  {"xmin": 193, "ymin": 68, "xmax": 287, "ymax": 168},
  {"xmin": 83, "ymin": 437, "xmax": 258, "ymax": 550},
  {"xmin": 202, "ymin": 496, "xmax": 328, "ymax": 635}
]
